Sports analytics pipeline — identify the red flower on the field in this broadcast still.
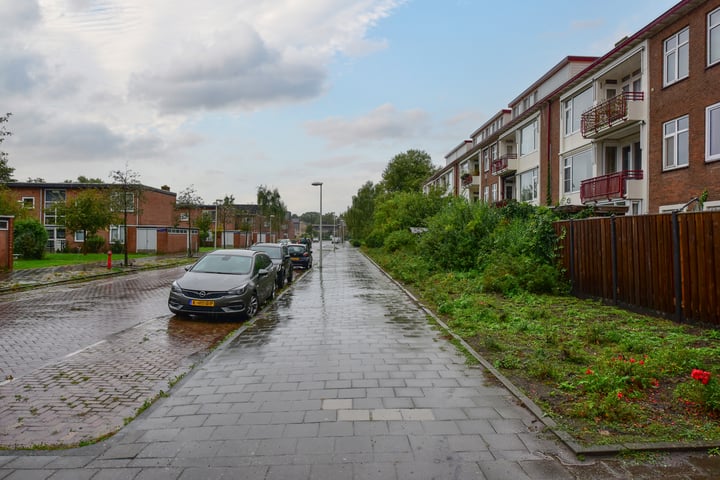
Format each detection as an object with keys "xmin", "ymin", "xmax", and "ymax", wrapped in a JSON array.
[
  {"xmin": 585, "ymin": 369, "xmax": 593, "ymax": 375},
  {"xmin": 617, "ymin": 392, "xmax": 624, "ymax": 399},
  {"xmin": 691, "ymin": 369, "xmax": 712, "ymax": 385}
]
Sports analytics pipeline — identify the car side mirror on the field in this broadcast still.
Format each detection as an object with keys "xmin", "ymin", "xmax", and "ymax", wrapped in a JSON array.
[{"xmin": 258, "ymin": 268, "xmax": 269, "ymax": 277}]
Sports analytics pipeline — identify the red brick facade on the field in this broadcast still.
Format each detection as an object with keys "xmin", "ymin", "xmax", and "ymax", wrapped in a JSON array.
[{"xmin": 648, "ymin": 0, "xmax": 720, "ymax": 211}]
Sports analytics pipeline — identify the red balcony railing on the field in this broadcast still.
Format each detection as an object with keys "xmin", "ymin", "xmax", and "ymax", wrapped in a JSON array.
[
  {"xmin": 491, "ymin": 154, "xmax": 517, "ymax": 176},
  {"xmin": 580, "ymin": 170, "xmax": 643, "ymax": 203},
  {"xmin": 581, "ymin": 92, "xmax": 644, "ymax": 137},
  {"xmin": 461, "ymin": 174, "xmax": 473, "ymax": 186}
]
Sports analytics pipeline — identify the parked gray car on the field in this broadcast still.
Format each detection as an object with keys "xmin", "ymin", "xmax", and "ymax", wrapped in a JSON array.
[
  {"xmin": 250, "ymin": 242, "xmax": 293, "ymax": 288},
  {"xmin": 168, "ymin": 249, "xmax": 276, "ymax": 319}
]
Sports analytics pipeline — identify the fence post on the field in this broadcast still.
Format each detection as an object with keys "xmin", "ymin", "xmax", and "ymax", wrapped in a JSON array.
[
  {"xmin": 672, "ymin": 212, "xmax": 683, "ymax": 322},
  {"xmin": 569, "ymin": 220, "xmax": 575, "ymax": 295},
  {"xmin": 611, "ymin": 216, "xmax": 618, "ymax": 305}
]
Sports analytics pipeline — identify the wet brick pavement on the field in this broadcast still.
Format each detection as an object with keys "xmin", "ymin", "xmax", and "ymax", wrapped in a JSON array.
[{"xmin": 1, "ymin": 245, "xmax": 720, "ymax": 478}]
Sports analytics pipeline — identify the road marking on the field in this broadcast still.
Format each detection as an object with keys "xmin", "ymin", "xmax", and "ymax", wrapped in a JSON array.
[{"xmin": 64, "ymin": 340, "xmax": 107, "ymax": 358}]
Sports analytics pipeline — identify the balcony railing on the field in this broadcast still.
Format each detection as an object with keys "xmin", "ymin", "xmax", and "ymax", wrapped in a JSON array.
[
  {"xmin": 580, "ymin": 170, "xmax": 643, "ymax": 203},
  {"xmin": 491, "ymin": 154, "xmax": 518, "ymax": 176},
  {"xmin": 581, "ymin": 92, "xmax": 644, "ymax": 137}
]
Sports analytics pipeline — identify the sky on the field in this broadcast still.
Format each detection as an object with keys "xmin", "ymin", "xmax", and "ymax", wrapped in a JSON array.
[{"xmin": 2, "ymin": 0, "xmax": 680, "ymax": 216}]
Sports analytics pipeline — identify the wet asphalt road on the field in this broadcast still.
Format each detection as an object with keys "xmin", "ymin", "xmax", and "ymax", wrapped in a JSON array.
[{"xmin": 1, "ymin": 244, "xmax": 720, "ymax": 478}]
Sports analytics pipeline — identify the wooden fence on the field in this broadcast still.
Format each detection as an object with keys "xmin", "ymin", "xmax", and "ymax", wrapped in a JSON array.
[{"xmin": 553, "ymin": 211, "xmax": 720, "ymax": 325}]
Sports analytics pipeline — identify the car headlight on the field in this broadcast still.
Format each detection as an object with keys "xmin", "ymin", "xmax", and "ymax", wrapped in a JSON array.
[
  {"xmin": 228, "ymin": 284, "xmax": 248, "ymax": 295},
  {"xmin": 171, "ymin": 281, "xmax": 183, "ymax": 293}
]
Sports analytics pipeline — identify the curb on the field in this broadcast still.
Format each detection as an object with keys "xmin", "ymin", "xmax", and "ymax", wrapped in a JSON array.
[{"xmin": 360, "ymin": 250, "xmax": 719, "ymax": 457}]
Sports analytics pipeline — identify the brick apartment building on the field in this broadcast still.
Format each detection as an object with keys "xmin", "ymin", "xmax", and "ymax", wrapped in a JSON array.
[
  {"xmin": 426, "ymin": 0, "xmax": 720, "ymax": 214},
  {"xmin": 6, "ymin": 182, "xmax": 196, "ymax": 254}
]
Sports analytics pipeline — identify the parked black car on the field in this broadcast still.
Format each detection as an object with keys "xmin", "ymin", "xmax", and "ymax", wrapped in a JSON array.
[
  {"xmin": 168, "ymin": 249, "xmax": 276, "ymax": 319},
  {"xmin": 287, "ymin": 243, "xmax": 313, "ymax": 269},
  {"xmin": 250, "ymin": 243, "xmax": 293, "ymax": 288}
]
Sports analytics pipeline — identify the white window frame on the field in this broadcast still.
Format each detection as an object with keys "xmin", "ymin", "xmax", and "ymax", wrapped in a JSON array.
[
  {"xmin": 663, "ymin": 115, "xmax": 689, "ymax": 170},
  {"xmin": 491, "ymin": 183, "xmax": 498, "ymax": 202},
  {"xmin": 707, "ymin": 102, "xmax": 720, "ymax": 162},
  {"xmin": 664, "ymin": 27, "xmax": 689, "ymax": 86},
  {"xmin": 483, "ymin": 186, "xmax": 489, "ymax": 202},
  {"xmin": 709, "ymin": 7, "xmax": 720, "ymax": 67},
  {"xmin": 564, "ymin": 87, "xmax": 593, "ymax": 136},
  {"xmin": 518, "ymin": 168, "xmax": 538, "ymax": 203},
  {"xmin": 21, "ymin": 197, "xmax": 35, "ymax": 209},
  {"xmin": 74, "ymin": 231, "xmax": 85, "ymax": 242},
  {"xmin": 179, "ymin": 212, "xmax": 189, "ymax": 221},
  {"xmin": 562, "ymin": 149, "xmax": 593, "ymax": 194},
  {"xmin": 520, "ymin": 120, "xmax": 538, "ymax": 156},
  {"xmin": 110, "ymin": 225, "xmax": 126, "ymax": 244},
  {"xmin": 0, "ymin": 219, "xmax": 8, "ymax": 230}
]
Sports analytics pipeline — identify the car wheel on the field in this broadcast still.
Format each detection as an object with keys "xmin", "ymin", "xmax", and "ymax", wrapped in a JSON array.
[{"xmin": 246, "ymin": 293, "xmax": 259, "ymax": 319}]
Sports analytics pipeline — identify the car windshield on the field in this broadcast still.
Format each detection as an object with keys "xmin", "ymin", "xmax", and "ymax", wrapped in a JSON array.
[
  {"xmin": 288, "ymin": 246, "xmax": 305, "ymax": 255},
  {"xmin": 192, "ymin": 254, "xmax": 252, "ymax": 274},
  {"xmin": 252, "ymin": 246, "xmax": 281, "ymax": 259}
]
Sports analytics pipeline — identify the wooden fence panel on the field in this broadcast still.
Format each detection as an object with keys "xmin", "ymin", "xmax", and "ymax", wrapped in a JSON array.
[{"xmin": 553, "ymin": 211, "xmax": 720, "ymax": 325}]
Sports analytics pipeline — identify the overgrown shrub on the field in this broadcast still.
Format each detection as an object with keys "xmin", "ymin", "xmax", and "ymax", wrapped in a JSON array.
[
  {"xmin": 13, "ymin": 218, "xmax": 48, "ymax": 259},
  {"xmin": 420, "ymin": 199, "xmax": 500, "ymax": 271},
  {"xmin": 365, "ymin": 230, "xmax": 385, "ymax": 248},
  {"xmin": 85, "ymin": 235, "xmax": 106, "ymax": 253},
  {"xmin": 482, "ymin": 253, "xmax": 565, "ymax": 296},
  {"xmin": 111, "ymin": 240, "xmax": 124, "ymax": 254},
  {"xmin": 384, "ymin": 229, "xmax": 417, "ymax": 252}
]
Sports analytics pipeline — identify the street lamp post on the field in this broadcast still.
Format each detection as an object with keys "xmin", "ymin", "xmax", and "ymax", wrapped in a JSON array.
[
  {"xmin": 214, "ymin": 199, "xmax": 222, "ymax": 249},
  {"xmin": 270, "ymin": 214, "xmax": 275, "ymax": 243},
  {"xmin": 312, "ymin": 182, "xmax": 323, "ymax": 269}
]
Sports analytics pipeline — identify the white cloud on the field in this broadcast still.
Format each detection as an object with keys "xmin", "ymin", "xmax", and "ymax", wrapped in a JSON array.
[{"xmin": 304, "ymin": 103, "xmax": 430, "ymax": 147}]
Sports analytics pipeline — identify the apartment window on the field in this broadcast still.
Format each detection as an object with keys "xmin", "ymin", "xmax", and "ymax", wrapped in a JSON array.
[
  {"xmin": 44, "ymin": 189, "xmax": 66, "ymax": 225},
  {"xmin": 520, "ymin": 121, "xmax": 537, "ymax": 156},
  {"xmin": 483, "ymin": 149, "xmax": 490, "ymax": 171},
  {"xmin": 563, "ymin": 149, "xmax": 593, "ymax": 194},
  {"xmin": 664, "ymin": 27, "xmax": 689, "ymax": 86},
  {"xmin": 708, "ymin": 102, "xmax": 720, "ymax": 162},
  {"xmin": 179, "ymin": 212, "xmax": 189, "ymax": 221},
  {"xmin": 710, "ymin": 7, "xmax": 720, "ymax": 66},
  {"xmin": 518, "ymin": 168, "xmax": 538, "ymax": 202},
  {"xmin": 564, "ymin": 87, "xmax": 593, "ymax": 135},
  {"xmin": 491, "ymin": 184, "xmax": 498, "ymax": 202},
  {"xmin": 110, "ymin": 225, "xmax": 126, "ymax": 244},
  {"xmin": 110, "ymin": 192, "xmax": 135, "ymax": 212},
  {"xmin": 0, "ymin": 219, "xmax": 8, "ymax": 230},
  {"xmin": 21, "ymin": 197, "xmax": 35, "ymax": 209},
  {"xmin": 483, "ymin": 186, "xmax": 489, "ymax": 202},
  {"xmin": 74, "ymin": 231, "xmax": 85, "ymax": 242},
  {"xmin": 663, "ymin": 115, "xmax": 689, "ymax": 169}
]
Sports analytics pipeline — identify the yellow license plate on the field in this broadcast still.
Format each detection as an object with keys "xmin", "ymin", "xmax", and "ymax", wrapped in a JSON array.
[
  {"xmin": 291, "ymin": 257, "xmax": 300, "ymax": 261},
  {"xmin": 190, "ymin": 299, "xmax": 214, "ymax": 307}
]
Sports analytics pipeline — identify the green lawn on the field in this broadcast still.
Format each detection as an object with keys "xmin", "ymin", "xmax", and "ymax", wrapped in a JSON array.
[{"xmin": 13, "ymin": 252, "xmax": 151, "ymax": 270}]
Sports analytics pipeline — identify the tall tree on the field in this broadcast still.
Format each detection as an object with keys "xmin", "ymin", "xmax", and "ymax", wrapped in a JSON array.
[
  {"xmin": 217, "ymin": 194, "xmax": 237, "ymax": 248},
  {"xmin": 56, "ymin": 189, "xmax": 117, "ymax": 254},
  {"xmin": 176, "ymin": 185, "xmax": 203, "ymax": 256},
  {"xmin": 109, "ymin": 165, "xmax": 143, "ymax": 266},
  {"xmin": 0, "ymin": 113, "xmax": 15, "ymax": 184},
  {"xmin": 344, "ymin": 181, "xmax": 378, "ymax": 241},
  {"xmin": 257, "ymin": 185, "xmax": 285, "ymax": 242},
  {"xmin": 380, "ymin": 149, "xmax": 437, "ymax": 194}
]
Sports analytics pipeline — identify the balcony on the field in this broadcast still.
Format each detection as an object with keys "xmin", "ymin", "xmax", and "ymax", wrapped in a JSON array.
[
  {"xmin": 580, "ymin": 170, "xmax": 643, "ymax": 203},
  {"xmin": 491, "ymin": 154, "xmax": 518, "ymax": 176},
  {"xmin": 581, "ymin": 92, "xmax": 644, "ymax": 138}
]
